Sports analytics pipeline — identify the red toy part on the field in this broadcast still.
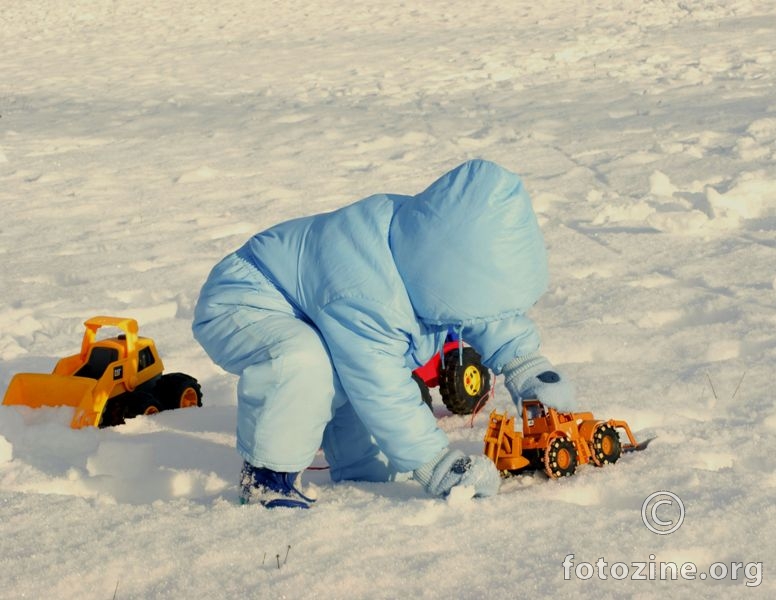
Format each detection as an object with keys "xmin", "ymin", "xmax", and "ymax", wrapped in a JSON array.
[
  {"xmin": 412, "ymin": 341, "xmax": 460, "ymax": 388},
  {"xmin": 412, "ymin": 341, "xmax": 492, "ymax": 415}
]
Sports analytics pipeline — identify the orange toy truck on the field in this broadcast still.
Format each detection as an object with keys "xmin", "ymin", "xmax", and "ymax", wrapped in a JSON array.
[{"xmin": 483, "ymin": 400, "xmax": 648, "ymax": 478}]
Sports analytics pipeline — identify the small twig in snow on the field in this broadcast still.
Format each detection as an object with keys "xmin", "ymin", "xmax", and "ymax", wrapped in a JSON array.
[
  {"xmin": 706, "ymin": 372, "xmax": 718, "ymax": 401},
  {"xmin": 730, "ymin": 371, "xmax": 747, "ymax": 401}
]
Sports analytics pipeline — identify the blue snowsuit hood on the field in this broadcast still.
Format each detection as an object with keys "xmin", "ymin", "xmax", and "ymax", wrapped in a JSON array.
[
  {"xmin": 199, "ymin": 159, "xmax": 549, "ymax": 474},
  {"xmin": 390, "ymin": 159, "xmax": 548, "ymax": 327}
]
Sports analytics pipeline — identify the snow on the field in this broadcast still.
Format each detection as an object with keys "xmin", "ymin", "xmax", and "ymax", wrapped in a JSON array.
[{"xmin": 1, "ymin": 0, "xmax": 775, "ymax": 597}]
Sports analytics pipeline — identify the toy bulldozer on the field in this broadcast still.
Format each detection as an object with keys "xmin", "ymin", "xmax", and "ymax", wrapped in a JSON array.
[
  {"xmin": 3, "ymin": 316, "xmax": 202, "ymax": 429},
  {"xmin": 483, "ymin": 400, "xmax": 648, "ymax": 478}
]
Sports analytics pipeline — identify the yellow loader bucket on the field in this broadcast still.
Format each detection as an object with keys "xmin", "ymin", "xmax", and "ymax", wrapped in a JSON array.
[{"xmin": 3, "ymin": 373, "xmax": 105, "ymax": 428}]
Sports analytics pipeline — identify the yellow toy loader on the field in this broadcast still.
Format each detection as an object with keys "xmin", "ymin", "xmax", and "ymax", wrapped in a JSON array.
[
  {"xmin": 483, "ymin": 400, "xmax": 651, "ymax": 478},
  {"xmin": 3, "ymin": 316, "xmax": 202, "ymax": 429}
]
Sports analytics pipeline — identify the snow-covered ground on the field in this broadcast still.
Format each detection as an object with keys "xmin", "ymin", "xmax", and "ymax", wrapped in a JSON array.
[{"xmin": 1, "ymin": 1, "xmax": 775, "ymax": 598}]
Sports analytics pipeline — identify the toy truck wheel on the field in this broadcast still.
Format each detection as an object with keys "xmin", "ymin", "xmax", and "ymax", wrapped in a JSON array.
[
  {"xmin": 527, "ymin": 449, "xmax": 545, "ymax": 471},
  {"xmin": 99, "ymin": 398, "xmax": 127, "ymax": 428},
  {"xmin": 154, "ymin": 373, "xmax": 203, "ymax": 411},
  {"xmin": 544, "ymin": 436, "xmax": 577, "ymax": 478},
  {"xmin": 438, "ymin": 347, "xmax": 491, "ymax": 415},
  {"xmin": 139, "ymin": 395, "xmax": 164, "ymax": 417},
  {"xmin": 120, "ymin": 391, "xmax": 162, "ymax": 419},
  {"xmin": 591, "ymin": 423, "xmax": 622, "ymax": 466},
  {"xmin": 412, "ymin": 373, "xmax": 433, "ymax": 409}
]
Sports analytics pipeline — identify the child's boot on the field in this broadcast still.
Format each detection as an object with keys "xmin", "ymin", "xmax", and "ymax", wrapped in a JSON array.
[{"xmin": 239, "ymin": 461, "xmax": 317, "ymax": 509}]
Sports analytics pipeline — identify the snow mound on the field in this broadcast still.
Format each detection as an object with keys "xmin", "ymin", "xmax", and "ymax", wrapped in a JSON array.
[{"xmin": 706, "ymin": 171, "xmax": 776, "ymax": 222}]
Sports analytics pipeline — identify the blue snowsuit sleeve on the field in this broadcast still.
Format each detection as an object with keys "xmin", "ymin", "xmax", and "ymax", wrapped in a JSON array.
[
  {"xmin": 462, "ymin": 314, "xmax": 541, "ymax": 374},
  {"xmin": 316, "ymin": 298, "xmax": 448, "ymax": 473}
]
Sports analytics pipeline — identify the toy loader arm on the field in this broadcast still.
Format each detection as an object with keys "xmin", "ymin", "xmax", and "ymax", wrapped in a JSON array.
[
  {"xmin": 81, "ymin": 316, "xmax": 139, "ymax": 358},
  {"xmin": 483, "ymin": 411, "xmax": 531, "ymax": 472},
  {"xmin": 607, "ymin": 419, "xmax": 641, "ymax": 451}
]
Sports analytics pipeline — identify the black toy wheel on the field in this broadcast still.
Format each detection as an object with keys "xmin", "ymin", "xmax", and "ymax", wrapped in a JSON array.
[
  {"xmin": 412, "ymin": 373, "xmax": 433, "ymax": 409},
  {"xmin": 527, "ymin": 449, "xmax": 545, "ymax": 471},
  {"xmin": 99, "ymin": 398, "xmax": 127, "ymax": 428},
  {"xmin": 153, "ymin": 373, "xmax": 203, "ymax": 411},
  {"xmin": 591, "ymin": 423, "xmax": 622, "ymax": 466},
  {"xmin": 138, "ymin": 394, "xmax": 164, "ymax": 417},
  {"xmin": 544, "ymin": 436, "xmax": 578, "ymax": 478},
  {"xmin": 438, "ymin": 347, "xmax": 492, "ymax": 415},
  {"xmin": 101, "ymin": 390, "xmax": 160, "ymax": 425},
  {"xmin": 119, "ymin": 391, "xmax": 161, "ymax": 419}
]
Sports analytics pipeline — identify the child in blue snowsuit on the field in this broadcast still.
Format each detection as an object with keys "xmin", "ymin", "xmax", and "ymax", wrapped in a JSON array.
[{"xmin": 193, "ymin": 159, "xmax": 574, "ymax": 508}]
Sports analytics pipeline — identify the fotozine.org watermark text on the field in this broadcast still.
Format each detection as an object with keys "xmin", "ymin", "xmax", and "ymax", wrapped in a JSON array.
[
  {"xmin": 562, "ymin": 554, "xmax": 763, "ymax": 587},
  {"xmin": 561, "ymin": 491, "xmax": 763, "ymax": 587}
]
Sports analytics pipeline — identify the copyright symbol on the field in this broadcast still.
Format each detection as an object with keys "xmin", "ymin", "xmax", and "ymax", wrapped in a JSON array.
[{"xmin": 642, "ymin": 491, "xmax": 685, "ymax": 535}]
